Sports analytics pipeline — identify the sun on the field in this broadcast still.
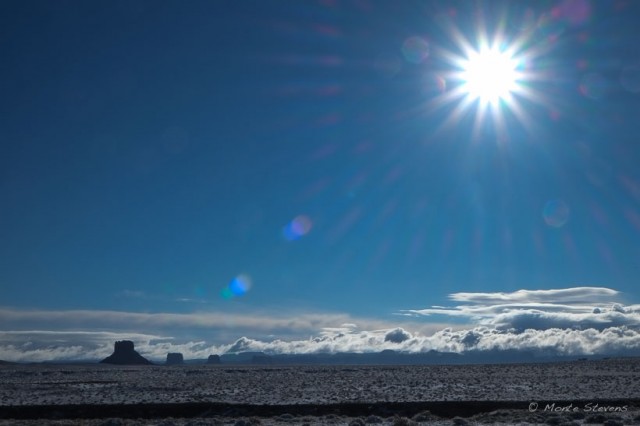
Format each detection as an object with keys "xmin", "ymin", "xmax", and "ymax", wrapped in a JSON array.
[
  {"xmin": 461, "ymin": 48, "xmax": 521, "ymax": 105},
  {"xmin": 427, "ymin": 12, "xmax": 553, "ymax": 142}
]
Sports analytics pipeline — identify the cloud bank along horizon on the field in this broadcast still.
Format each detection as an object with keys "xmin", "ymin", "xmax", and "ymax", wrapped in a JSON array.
[{"xmin": 1, "ymin": 286, "xmax": 639, "ymax": 362}]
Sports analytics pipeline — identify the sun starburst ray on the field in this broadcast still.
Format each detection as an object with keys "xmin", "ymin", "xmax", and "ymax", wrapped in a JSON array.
[{"xmin": 425, "ymin": 10, "xmax": 556, "ymax": 143}]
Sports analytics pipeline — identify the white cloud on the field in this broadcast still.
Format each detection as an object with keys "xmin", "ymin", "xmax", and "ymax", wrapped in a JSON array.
[
  {"xmin": 403, "ymin": 286, "xmax": 640, "ymax": 332},
  {"xmin": 0, "ymin": 331, "xmax": 167, "ymax": 362},
  {"xmin": 1, "ymin": 287, "xmax": 639, "ymax": 362},
  {"xmin": 391, "ymin": 286, "xmax": 640, "ymax": 356},
  {"xmin": 0, "ymin": 307, "xmax": 454, "ymax": 362},
  {"xmin": 449, "ymin": 287, "xmax": 619, "ymax": 304},
  {"xmin": 424, "ymin": 325, "xmax": 640, "ymax": 354},
  {"xmin": 384, "ymin": 328, "xmax": 412, "ymax": 343}
]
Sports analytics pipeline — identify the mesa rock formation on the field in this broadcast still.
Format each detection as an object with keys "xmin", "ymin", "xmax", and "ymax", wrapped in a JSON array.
[
  {"xmin": 207, "ymin": 354, "xmax": 221, "ymax": 364},
  {"xmin": 100, "ymin": 340, "xmax": 152, "ymax": 365},
  {"xmin": 165, "ymin": 352, "xmax": 184, "ymax": 365}
]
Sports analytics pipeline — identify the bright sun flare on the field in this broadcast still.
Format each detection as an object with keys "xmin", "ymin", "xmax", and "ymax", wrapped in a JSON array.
[
  {"xmin": 428, "ymin": 15, "xmax": 550, "ymax": 142},
  {"xmin": 461, "ymin": 48, "xmax": 520, "ymax": 104}
]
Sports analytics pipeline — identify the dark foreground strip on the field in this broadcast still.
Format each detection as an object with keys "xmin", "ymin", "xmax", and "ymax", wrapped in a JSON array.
[{"xmin": 1, "ymin": 399, "xmax": 638, "ymax": 420}]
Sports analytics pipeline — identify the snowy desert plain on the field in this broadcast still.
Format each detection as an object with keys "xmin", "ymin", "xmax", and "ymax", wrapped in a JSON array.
[{"xmin": 1, "ymin": 358, "xmax": 640, "ymax": 425}]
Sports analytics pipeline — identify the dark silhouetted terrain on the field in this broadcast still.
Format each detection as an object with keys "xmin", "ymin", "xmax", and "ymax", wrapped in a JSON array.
[{"xmin": 99, "ymin": 341, "xmax": 152, "ymax": 365}]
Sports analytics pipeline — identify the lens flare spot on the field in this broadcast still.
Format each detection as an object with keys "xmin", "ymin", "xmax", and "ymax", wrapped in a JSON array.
[
  {"xmin": 225, "ymin": 274, "xmax": 252, "ymax": 298},
  {"xmin": 554, "ymin": 0, "xmax": 592, "ymax": 26},
  {"xmin": 283, "ymin": 215, "xmax": 313, "ymax": 241},
  {"xmin": 543, "ymin": 200, "xmax": 571, "ymax": 228},
  {"xmin": 535, "ymin": 13, "xmax": 566, "ymax": 43},
  {"xmin": 221, "ymin": 287, "xmax": 234, "ymax": 300},
  {"xmin": 401, "ymin": 36, "xmax": 430, "ymax": 64},
  {"xmin": 424, "ymin": 73, "xmax": 447, "ymax": 94},
  {"xmin": 436, "ymin": 75, "xmax": 446, "ymax": 92}
]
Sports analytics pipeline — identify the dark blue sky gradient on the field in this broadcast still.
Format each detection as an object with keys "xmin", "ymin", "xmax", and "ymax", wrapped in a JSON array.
[{"xmin": 2, "ymin": 0, "xmax": 640, "ymax": 318}]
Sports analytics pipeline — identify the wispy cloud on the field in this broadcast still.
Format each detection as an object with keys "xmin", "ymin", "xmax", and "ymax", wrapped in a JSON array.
[
  {"xmin": 116, "ymin": 290, "xmax": 147, "ymax": 299},
  {"xmin": 448, "ymin": 287, "xmax": 620, "ymax": 304},
  {"xmin": 116, "ymin": 290, "xmax": 208, "ymax": 305},
  {"xmin": 403, "ymin": 287, "xmax": 639, "ymax": 332},
  {"xmin": 0, "ymin": 307, "xmax": 445, "ymax": 339}
]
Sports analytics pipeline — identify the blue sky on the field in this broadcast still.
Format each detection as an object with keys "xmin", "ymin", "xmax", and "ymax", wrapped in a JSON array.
[{"xmin": 2, "ymin": 0, "xmax": 640, "ymax": 361}]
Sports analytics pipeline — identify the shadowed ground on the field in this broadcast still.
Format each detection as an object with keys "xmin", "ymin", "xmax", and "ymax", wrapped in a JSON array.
[
  {"xmin": 1, "ymin": 399, "xmax": 639, "ymax": 419},
  {"xmin": 1, "ymin": 358, "xmax": 639, "ymax": 424}
]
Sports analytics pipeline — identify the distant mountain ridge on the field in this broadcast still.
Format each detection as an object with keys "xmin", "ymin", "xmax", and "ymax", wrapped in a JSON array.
[
  {"xmin": 8, "ymin": 345, "xmax": 639, "ymax": 365},
  {"xmin": 176, "ymin": 349, "xmax": 630, "ymax": 366}
]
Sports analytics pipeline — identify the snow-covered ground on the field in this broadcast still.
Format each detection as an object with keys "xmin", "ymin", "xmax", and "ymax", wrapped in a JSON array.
[{"xmin": 1, "ymin": 358, "xmax": 639, "ymax": 425}]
